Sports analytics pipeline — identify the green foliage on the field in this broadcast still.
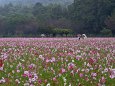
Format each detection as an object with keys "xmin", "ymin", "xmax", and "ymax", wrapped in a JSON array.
[
  {"xmin": 53, "ymin": 28, "xmax": 73, "ymax": 36},
  {"xmin": 105, "ymin": 10, "xmax": 115, "ymax": 35},
  {"xmin": 0, "ymin": 0, "xmax": 73, "ymax": 6},
  {"xmin": 71, "ymin": 0, "xmax": 114, "ymax": 34},
  {"xmin": 100, "ymin": 28, "xmax": 113, "ymax": 37},
  {"xmin": 38, "ymin": 27, "xmax": 53, "ymax": 36},
  {"xmin": 0, "ymin": 0, "xmax": 114, "ymax": 37}
]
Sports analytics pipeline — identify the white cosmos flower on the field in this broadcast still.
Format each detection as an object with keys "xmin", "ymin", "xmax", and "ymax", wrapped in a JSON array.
[
  {"xmin": 46, "ymin": 83, "xmax": 50, "ymax": 86},
  {"xmin": 10, "ymin": 65, "xmax": 13, "ymax": 68},
  {"xmin": 0, "ymin": 67, "xmax": 3, "ymax": 71},
  {"xmin": 24, "ymin": 83, "xmax": 29, "ymax": 86}
]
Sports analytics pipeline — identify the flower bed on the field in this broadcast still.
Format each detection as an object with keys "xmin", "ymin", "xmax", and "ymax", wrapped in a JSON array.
[{"xmin": 0, "ymin": 38, "xmax": 115, "ymax": 86}]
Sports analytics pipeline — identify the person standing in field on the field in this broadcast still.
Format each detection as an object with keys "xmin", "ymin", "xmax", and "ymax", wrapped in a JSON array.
[
  {"xmin": 82, "ymin": 34, "xmax": 87, "ymax": 39},
  {"xmin": 77, "ymin": 34, "xmax": 81, "ymax": 40}
]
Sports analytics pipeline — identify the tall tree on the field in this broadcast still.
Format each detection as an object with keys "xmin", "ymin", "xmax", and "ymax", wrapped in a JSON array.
[
  {"xmin": 71, "ymin": 0, "xmax": 113, "ymax": 34},
  {"xmin": 105, "ymin": 10, "xmax": 115, "ymax": 35}
]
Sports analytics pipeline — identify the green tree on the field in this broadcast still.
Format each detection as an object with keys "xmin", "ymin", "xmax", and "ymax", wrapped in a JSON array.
[
  {"xmin": 105, "ymin": 10, "xmax": 115, "ymax": 35},
  {"xmin": 100, "ymin": 28, "xmax": 112, "ymax": 37},
  {"xmin": 71, "ymin": 0, "xmax": 113, "ymax": 34},
  {"xmin": 53, "ymin": 28, "xmax": 73, "ymax": 37},
  {"xmin": 32, "ymin": 2, "xmax": 48, "ymax": 21},
  {"xmin": 5, "ymin": 13, "xmax": 38, "ymax": 36}
]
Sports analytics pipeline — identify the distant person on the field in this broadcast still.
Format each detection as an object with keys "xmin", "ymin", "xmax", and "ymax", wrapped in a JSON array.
[
  {"xmin": 41, "ymin": 34, "xmax": 45, "ymax": 38},
  {"xmin": 77, "ymin": 34, "xmax": 81, "ymax": 40},
  {"xmin": 82, "ymin": 34, "xmax": 87, "ymax": 39}
]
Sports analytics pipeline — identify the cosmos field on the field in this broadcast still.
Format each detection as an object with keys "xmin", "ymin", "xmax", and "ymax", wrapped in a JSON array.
[{"xmin": 0, "ymin": 38, "xmax": 115, "ymax": 86}]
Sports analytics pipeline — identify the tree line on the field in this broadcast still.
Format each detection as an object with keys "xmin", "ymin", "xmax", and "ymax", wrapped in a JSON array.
[{"xmin": 0, "ymin": 0, "xmax": 115, "ymax": 37}]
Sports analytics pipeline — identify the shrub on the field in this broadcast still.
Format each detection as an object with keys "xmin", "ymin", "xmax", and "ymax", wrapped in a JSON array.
[
  {"xmin": 100, "ymin": 28, "xmax": 113, "ymax": 37},
  {"xmin": 53, "ymin": 28, "xmax": 73, "ymax": 37}
]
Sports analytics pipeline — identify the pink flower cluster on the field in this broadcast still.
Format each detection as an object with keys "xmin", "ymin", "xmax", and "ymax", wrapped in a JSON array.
[{"xmin": 0, "ymin": 38, "xmax": 114, "ymax": 85}]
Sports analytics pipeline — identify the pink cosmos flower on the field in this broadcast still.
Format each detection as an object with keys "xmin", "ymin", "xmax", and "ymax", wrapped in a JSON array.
[
  {"xmin": 79, "ymin": 73, "xmax": 84, "ymax": 78},
  {"xmin": 28, "ymin": 73, "xmax": 33, "ymax": 78},
  {"xmin": 22, "ymin": 71, "xmax": 29, "ymax": 77},
  {"xmin": 97, "ymin": 83, "xmax": 101, "ymax": 86},
  {"xmin": 22, "ymin": 74, "xmax": 27, "ymax": 77},
  {"xmin": 0, "ymin": 77, "xmax": 6, "ymax": 84},
  {"xmin": 104, "ymin": 68, "xmax": 108, "ymax": 72},
  {"xmin": 28, "ymin": 64, "xmax": 35, "ymax": 69},
  {"xmin": 53, "ymin": 77, "xmax": 57, "ymax": 81},
  {"xmin": 44, "ymin": 79, "xmax": 47, "ymax": 83},
  {"xmin": 34, "ymin": 74, "xmax": 38, "ymax": 79},
  {"xmin": 76, "ymin": 56, "xmax": 81, "ymax": 60},
  {"xmin": 88, "ymin": 58, "xmax": 94, "ymax": 65},
  {"xmin": 85, "ymin": 77, "xmax": 89, "ymax": 81},
  {"xmin": 68, "ymin": 63, "xmax": 75, "ymax": 70},
  {"xmin": 85, "ymin": 69, "xmax": 89, "ymax": 73},
  {"xmin": 46, "ymin": 59, "xmax": 50, "ymax": 63},
  {"xmin": 60, "ymin": 68, "xmax": 66, "ymax": 74},
  {"xmin": 17, "ymin": 70, "xmax": 20, "ymax": 73},
  {"xmin": 100, "ymin": 76, "xmax": 106, "ymax": 84},
  {"xmin": 1, "ymin": 53, "xmax": 8, "ymax": 60},
  {"xmin": 51, "ymin": 57, "xmax": 56, "ymax": 62},
  {"xmin": 110, "ymin": 69, "xmax": 115, "ymax": 79},
  {"xmin": 38, "ymin": 79, "xmax": 42, "ymax": 84},
  {"xmin": 91, "ymin": 73, "xmax": 97, "ymax": 77},
  {"xmin": 0, "ymin": 59, "xmax": 3, "ymax": 67},
  {"xmin": 0, "ymin": 66, "xmax": 3, "ymax": 71},
  {"xmin": 29, "ymin": 65, "xmax": 33, "ymax": 69}
]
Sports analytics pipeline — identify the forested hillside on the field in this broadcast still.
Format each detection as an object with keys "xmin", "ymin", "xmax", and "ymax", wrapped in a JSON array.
[
  {"xmin": 0, "ymin": 0, "xmax": 114, "ymax": 37},
  {"xmin": 0, "ymin": 0, "xmax": 73, "ymax": 6}
]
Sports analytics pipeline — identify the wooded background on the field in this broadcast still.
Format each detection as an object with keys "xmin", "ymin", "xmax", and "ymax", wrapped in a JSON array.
[{"xmin": 0, "ymin": 0, "xmax": 114, "ymax": 37}]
